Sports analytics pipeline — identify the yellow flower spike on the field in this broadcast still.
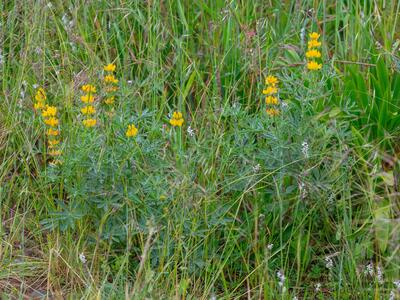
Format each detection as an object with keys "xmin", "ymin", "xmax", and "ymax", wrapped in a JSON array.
[
  {"xmin": 81, "ymin": 94, "xmax": 95, "ymax": 103},
  {"xmin": 48, "ymin": 139, "xmax": 60, "ymax": 148},
  {"xmin": 307, "ymin": 61, "xmax": 322, "ymax": 71},
  {"xmin": 266, "ymin": 108, "xmax": 280, "ymax": 116},
  {"xmin": 34, "ymin": 101, "xmax": 45, "ymax": 110},
  {"xmin": 82, "ymin": 118, "xmax": 97, "ymax": 128},
  {"xmin": 104, "ymin": 96, "xmax": 115, "ymax": 105},
  {"xmin": 81, "ymin": 105, "xmax": 96, "ymax": 115},
  {"xmin": 308, "ymin": 39, "xmax": 322, "ymax": 49},
  {"xmin": 44, "ymin": 117, "xmax": 59, "ymax": 127},
  {"xmin": 262, "ymin": 86, "xmax": 278, "ymax": 95},
  {"xmin": 305, "ymin": 49, "xmax": 321, "ymax": 59},
  {"xmin": 169, "ymin": 111, "xmax": 184, "ymax": 127},
  {"xmin": 49, "ymin": 159, "xmax": 62, "ymax": 165},
  {"xmin": 105, "ymin": 86, "xmax": 119, "ymax": 93},
  {"xmin": 265, "ymin": 96, "xmax": 279, "ymax": 105},
  {"xmin": 104, "ymin": 74, "xmax": 119, "ymax": 84},
  {"xmin": 46, "ymin": 128, "xmax": 60, "ymax": 136},
  {"xmin": 35, "ymin": 88, "xmax": 47, "ymax": 102},
  {"xmin": 104, "ymin": 63, "xmax": 116, "ymax": 72},
  {"xmin": 126, "ymin": 124, "xmax": 138, "ymax": 138},
  {"xmin": 81, "ymin": 84, "xmax": 96, "ymax": 93},
  {"xmin": 309, "ymin": 32, "xmax": 320, "ymax": 40},
  {"xmin": 265, "ymin": 75, "xmax": 279, "ymax": 86},
  {"xmin": 48, "ymin": 149, "xmax": 62, "ymax": 156},
  {"xmin": 172, "ymin": 111, "xmax": 182, "ymax": 119},
  {"xmin": 42, "ymin": 105, "xmax": 57, "ymax": 117}
]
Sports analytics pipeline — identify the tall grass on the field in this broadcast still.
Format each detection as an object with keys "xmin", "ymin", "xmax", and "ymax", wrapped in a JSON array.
[{"xmin": 0, "ymin": 0, "xmax": 399, "ymax": 299}]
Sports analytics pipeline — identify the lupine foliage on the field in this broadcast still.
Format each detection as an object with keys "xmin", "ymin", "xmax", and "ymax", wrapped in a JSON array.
[{"xmin": 0, "ymin": 0, "xmax": 399, "ymax": 299}]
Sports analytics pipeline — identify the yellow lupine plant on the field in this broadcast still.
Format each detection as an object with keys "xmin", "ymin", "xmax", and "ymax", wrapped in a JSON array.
[
  {"xmin": 103, "ymin": 63, "xmax": 119, "ymax": 107},
  {"xmin": 80, "ymin": 84, "xmax": 97, "ymax": 128},
  {"xmin": 306, "ymin": 32, "xmax": 322, "ymax": 71},
  {"xmin": 170, "ymin": 111, "xmax": 184, "ymax": 127},
  {"xmin": 262, "ymin": 75, "xmax": 280, "ymax": 116},
  {"xmin": 126, "ymin": 124, "xmax": 138, "ymax": 137}
]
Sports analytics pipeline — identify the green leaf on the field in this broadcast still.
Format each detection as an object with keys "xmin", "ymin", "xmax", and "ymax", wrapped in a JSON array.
[{"xmin": 373, "ymin": 199, "xmax": 391, "ymax": 253}]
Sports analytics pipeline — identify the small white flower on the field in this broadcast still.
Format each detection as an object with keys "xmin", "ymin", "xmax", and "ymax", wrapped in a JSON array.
[
  {"xmin": 127, "ymin": 80, "xmax": 133, "ymax": 85},
  {"xmin": 293, "ymin": 297, "xmax": 298, "ymax": 300},
  {"xmin": 327, "ymin": 193, "xmax": 335, "ymax": 205},
  {"xmin": 33, "ymin": 83, "xmax": 39, "ymax": 89},
  {"xmin": 389, "ymin": 290, "xmax": 395, "ymax": 300},
  {"xmin": 47, "ymin": 2, "xmax": 53, "ymax": 9},
  {"xmin": 252, "ymin": 164, "xmax": 261, "ymax": 173},
  {"xmin": 315, "ymin": 283, "xmax": 321, "ymax": 292},
  {"xmin": 364, "ymin": 263, "xmax": 374, "ymax": 276},
  {"xmin": 300, "ymin": 27, "xmax": 306, "ymax": 44},
  {"xmin": 187, "ymin": 126, "xmax": 195, "ymax": 137},
  {"xmin": 79, "ymin": 253, "xmax": 87, "ymax": 264},
  {"xmin": 299, "ymin": 181, "xmax": 307, "ymax": 199},
  {"xmin": 394, "ymin": 280, "xmax": 400, "ymax": 290},
  {"xmin": 325, "ymin": 257, "xmax": 333, "ymax": 269},
  {"xmin": 62, "ymin": 14, "xmax": 74, "ymax": 29},
  {"xmin": 267, "ymin": 244, "xmax": 273, "ymax": 250},
  {"xmin": 376, "ymin": 265, "xmax": 383, "ymax": 284},
  {"xmin": 277, "ymin": 270, "xmax": 285, "ymax": 289},
  {"xmin": 301, "ymin": 141, "xmax": 309, "ymax": 158}
]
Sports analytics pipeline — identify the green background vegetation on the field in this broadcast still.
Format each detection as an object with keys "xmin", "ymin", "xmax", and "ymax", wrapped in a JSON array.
[{"xmin": 0, "ymin": 0, "xmax": 399, "ymax": 298}]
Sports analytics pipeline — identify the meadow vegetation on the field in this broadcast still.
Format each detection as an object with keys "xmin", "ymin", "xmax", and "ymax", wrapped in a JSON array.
[{"xmin": 0, "ymin": 0, "xmax": 399, "ymax": 299}]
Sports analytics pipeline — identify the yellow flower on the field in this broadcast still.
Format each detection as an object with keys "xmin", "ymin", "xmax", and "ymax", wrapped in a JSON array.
[
  {"xmin": 104, "ymin": 74, "xmax": 119, "ymax": 84},
  {"xmin": 262, "ymin": 86, "xmax": 278, "ymax": 95},
  {"xmin": 305, "ymin": 49, "xmax": 321, "ymax": 58},
  {"xmin": 126, "ymin": 124, "xmax": 138, "ymax": 138},
  {"xmin": 81, "ymin": 105, "xmax": 96, "ymax": 115},
  {"xmin": 265, "ymin": 75, "xmax": 279, "ymax": 86},
  {"xmin": 42, "ymin": 105, "xmax": 57, "ymax": 117},
  {"xmin": 34, "ymin": 101, "xmax": 45, "ymax": 110},
  {"xmin": 172, "ymin": 111, "xmax": 182, "ymax": 119},
  {"xmin": 46, "ymin": 128, "xmax": 60, "ymax": 136},
  {"xmin": 104, "ymin": 63, "xmax": 116, "ymax": 72},
  {"xmin": 308, "ymin": 39, "xmax": 322, "ymax": 49},
  {"xmin": 307, "ymin": 61, "xmax": 322, "ymax": 71},
  {"xmin": 266, "ymin": 108, "xmax": 280, "ymax": 116},
  {"xmin": 105, "ymin": 86, "xmax": 119, "ymax": 93},
  {"xmin": 104, "ymin": 96, "xmax": 115, "ymax": 105},
  {"xmin": 81, "ymin": 84, "xmax": 96, "ymax": 93},
  {"xmin": 81, "ymin": 94, "xmax": 95, "ymax": 103},
  {"xmin": 35, "ymin": 88, "xmax": 47, "ymax": 102},
  {"xmin": 82, "ymin": 118, "xmax": 97, "ymax": 127},
  {"xmin": 44, "ymin": 117, "xmax": 59, "ymax": 127},
  {"xmin": 170, "ymin": 111, "xmax": 184, "ymax": 127},
  {"xmin": 49, "ymin": 159, "xmax": 62, "ymax": 165},
  {"xmin": 265, "ymin": 96, "xmax": 279, "ymax": 105},
  {"xmin": 48, "ymin": 149, "xmax": 62, "ymax": 156},
  {"xmin": 309, "ymin": 32, "xmax": 320, "ymax": 40},
  {"xmin": 48, "ymin": 139, "xmax": 60, "ymax": 148}
]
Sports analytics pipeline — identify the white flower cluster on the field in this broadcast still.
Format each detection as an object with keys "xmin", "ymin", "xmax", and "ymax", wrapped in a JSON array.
[{"xmin": 277, "ymin": 270, "xmax": 286, "ymax": 293}]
